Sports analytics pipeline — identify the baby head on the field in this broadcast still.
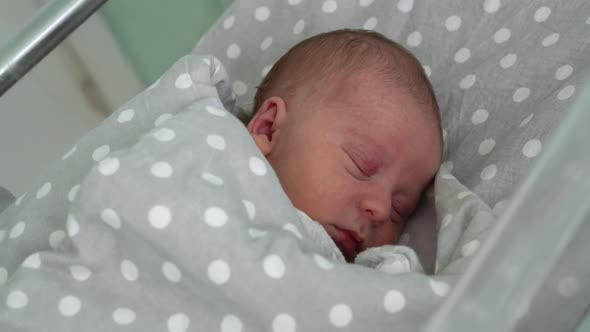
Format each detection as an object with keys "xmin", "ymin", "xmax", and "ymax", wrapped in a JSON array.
[{"xmin": 247, "ymin": 29, "xmax": 442, "ymax": 261}]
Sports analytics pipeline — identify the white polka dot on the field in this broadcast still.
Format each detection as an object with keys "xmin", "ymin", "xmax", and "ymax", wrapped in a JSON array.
[
  {"xmin": 406, "ymin": 31, "xmax": 422, "ymax": 47},
  {"xmin": 58, "ymin": 295, "xmax": 81, "ymax": 317},
  {"xmin": 121, "ymin": 259, "xmax": 139, "ymax": 281},
  {"xmin": 149, "ymin": 205, "xmax": 172, "ymax": 229},
  {"xmin": 586, "ymin": 16, "xmax": 590, "ymax": 25},
  {"xmin": 98, "ymin": 157, "xmax": 120, "ymax": 176},
  {"xmin": 483, "ymin": 0, "xmax": 501, "ymax": 13},
  {"xmin": 67, "ymin": 215, "xmax": 79, "ymax": 237},
  {"xmin": 500, "ymin": 53, "xmax": 517, "ymax": 68},
  {"xmin": 162, "ymin": 261, "xmax": 182, "ymax": 283},
  {"xmin": 93, "ymin": 145, "xmax": 110, "ymax": 161},
  {"xmin": 261, "ymin": 37, "xmax": 273, "ymax": 50},
  {"xmin": 232, "ymin": 80, "xmax": 248, "ymax": 96},
  {"xmin": 478, "ymin": 139, "xmax": 496, "ymax": 155},
  {"xmin": 442, "ymin": 129, "xmax": 448, "ymax": 141},
  {"xmin": 329, "ymin": 304, "xmax": 352, "ymax": 327},
  {"xmin": 454, "ymin": 48, "xmax": 471, "ymax": 63},
  {"xmin": 384, "ymin": 290, "xmax": 406, "ymax": 313},
  {"xmin": 471, "ymin": 109, "xmax": 489, "ymax": 125},
  {"xmin": 242, "ymin": 200, "xmax": 255, "ymax": 220},
  {"xmin": 227, "ymin": 44, "xmax": 241, "ymax": 59},
  {"xmin": 15, "ymin": 194, "xmax": 25, "ymax": 206},
  {"xmin": 23, "ymin": 253, "xmax": 41, "ymax": 269},
  {"xmin": 445, "ymin": 15, "xmax": 462, "ymax": 31},
  {"xmin": 208, "ymin": 260, "xmax": 231, "ymax": 285},
  {"xmin": 363, "ymin": 17, "xmax": 378, "ymax": 30},
  {"xmin": 461, "ymin": 240, "xmax": 480, "ymax": 257},
  {"xmin": 49, "ymin": 230, "xmax": 66, "ymax": 249},
  {"xmin": 397, "ymin": 0, "xmax": 414, "ymax": 12},
  {"xmin": 153, "ymin": 128, "xmax": 175, "ymax": 142},
  {"xmin": 206, "ymin": 105, "xmax": 227, "ymax": 117},
  {"xmin": 359, "ymin": 0, "xmax": 374, "ymax": 6},
  {"xmin": 155, "ymin": 113, "xmax": 173, "ymax": 126},
  {"xmin": 557, "ymin": 277, "xmax": 580, "ymax": 297},
  {"xmin": 68, "ymin": 185, "xmax": 80, "ymax": 202},
  {"xmin": 283, "ymin": 223, "xmax": 303, "ymax": 239},
  {"xmin": 534, "ymin": 6, "xmax": 551, "ymax": 22},
  {"xmin": 457, "ymin": 191, "xmax": 470, "ymax": 200},
  {"xmin": 151, "ymin": 162, "xmax": 173, "ymax": 178},
  {"xmin": 6, "ymin": 290, "xmax": 28, "ymax": 309},
  {"xmin": 519, "ymin": 113, "xmax": 534, "ymax": 127},
  {"xmin": 168, "ymin": 313, "xmax": 190, "ymax": 332},
  {"xmin": 493, "ymin": 28, "xmax": 511, "ymax": 43},
  {"xmin": 62, "ymin": 145, "xmax": 77, "ymax": 160},
  {"xmin": 117, "ymin": 109, "xmax": 135, "ymax": 123},
  {"xmin": 273, "ymin": 313, "xmax": 296, "ymax": 332},
  {"xmin": 322, "ymin": 0, "xmax": 338, "ymax": 13},
  {"xmin": 175, "ymin": 73, "xmax": 192, "ymax": 89},
  {"xmin": 101, "ymin": 208, "xmax": 121, "ymax": 229},
  {"xmin": 555, "ymin": 65, "xmax": 573, "ymax": 81},
  {"xmin": 513, "ymin": 87, "xmax": 530, "ymax": 103},
  {"xmin": 221, "ymin": 314, "xmax": 243, "ymax": 332},
  {"xmin": 201, "ymin": 172, "xmax": 224, "ymax": 186},
  {"xmin": 69, "ymin": 265, "xmax": 92, "ymax": 281},
  {"xmin": 542, "ymin": 33, "xmax": 559, "ymax": 47},
  {"xmin": 429, "ymin": 279, "xmax": 450, "ymax": 296},
  {"xmin": 557, "ymin": 85, "xmax": 575, "ymax": 100},
  {"xmin": 113, "ymin": 307, "xmax": 136, "ymax": 325},
  {"xmin": 480, "ymin": 164, "xmax": 497, "ymax": 181},
  {"xmin": 9, "ymin": 221, "xmax": 25, "ymax": 239},
  {"xmin": 262, "ymin": 65, "xmax": 273, "ymax": 77},
  {"xmin": 206, "ymin": 134, "xmax": 226, "ymax": 150},
  {"xmin": 522, "ymin": 139, "xmax": 542, "ymax": 158},
  {"xmin": 254, "ymin": 6, "xmax": 270, "ymax": 21},
  {"xmin": 0, "ymin": 267, "xmax": 7, "ymax": 285},
  {"xmin": 423, "ymin": 65, "xmax": 431, "ymax": 77},
  {"xmin": 204, "ymin": 206, "xmax": 228, "ymax": 228},
  {"xmin": 459, "ymin": 74, "xmax": 476, "ymax": 89},
  {"xmin": 313, "ymin": 254, "xmax": 334, "ymax": 270},
  {"xmin": 441, "ymin": 214, "xmax": 453, "ymax": 229},
  {"xmin": 249, "ymin": 156, "xmax": 267, "ymax": 176},
  {"xmin": 492, "ymin": 200, "xmax": 510, "ymax": 216},
  {"xmin": 248, "ymin": 228, "xmax": 267, "ymax": 238},
  {"xmin": 293, "ymin": 19, "xmax": 305, "ymax": 34},
  {"xmin": 289, "ymin": 0, "xmax": 302, "ymax": 5},
  {"xmin": 36, "ymin": 182, "xmax": 52, "ymax": 199},
  {"xmin": 263, "ymin": 255, "xmax": 285, "ymax": 279},
  {"xmin": 223, "ymin": 15, "xmax": 235, "ymax": 29}
]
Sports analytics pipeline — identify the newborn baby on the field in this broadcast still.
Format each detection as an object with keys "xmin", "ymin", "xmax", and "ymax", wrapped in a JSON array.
[{"xmin": 247, "ymin": 29, "xmax": 442, "ymax": 262}]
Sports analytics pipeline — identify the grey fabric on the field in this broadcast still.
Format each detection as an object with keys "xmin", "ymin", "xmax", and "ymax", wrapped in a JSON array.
[
  {"xmin": 0, "ymin": 54, "xmax": 495, "ymax": 331},
  {"xmin": 0, "ymin": 187, "xmax": 14, "ymax": 214},
  {"xmin": 193, "ymin": 0, "xmax": 590, "ymax": 274}
]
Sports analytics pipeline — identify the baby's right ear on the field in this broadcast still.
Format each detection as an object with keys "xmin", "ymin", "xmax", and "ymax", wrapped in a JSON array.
[{"xmin": 247, "ymin": 97, "xmax": 287, "ymax": 156}]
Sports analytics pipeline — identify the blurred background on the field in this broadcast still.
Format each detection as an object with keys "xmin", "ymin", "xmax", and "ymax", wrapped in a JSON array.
[{"xmin": 0, "ymin": 0, "xmax": 232, "ymax": 195}]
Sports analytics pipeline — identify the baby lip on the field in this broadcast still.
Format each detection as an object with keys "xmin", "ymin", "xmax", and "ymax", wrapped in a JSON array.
[{"xmin": 334, "ymin": 226, "xmax": 363, "ymax": 256}]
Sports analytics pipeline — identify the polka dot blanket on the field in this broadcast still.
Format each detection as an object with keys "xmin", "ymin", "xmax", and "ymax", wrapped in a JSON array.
[
  {"xmin": 0, "ymin": 55, "xmax": 493, "ymax": 331},
  {"xmin": 194, "ymin": 0, "xmax": 590, "ymax": 274}
]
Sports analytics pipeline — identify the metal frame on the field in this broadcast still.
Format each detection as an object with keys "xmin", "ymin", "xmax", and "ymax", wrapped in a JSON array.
[{"xmin": 0, "ymin": 0, "xmax": 108, "ymax": 97}]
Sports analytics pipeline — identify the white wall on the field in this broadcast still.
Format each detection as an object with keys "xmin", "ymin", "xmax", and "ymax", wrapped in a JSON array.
[{"xmin": 0, "ymin": 1, "xmax": 144, "ymax": 195}]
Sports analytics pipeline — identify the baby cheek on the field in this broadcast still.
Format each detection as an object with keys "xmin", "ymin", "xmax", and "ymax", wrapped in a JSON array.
[{"xmin": 373, "ymin": 223, "xmax": 399, "ymax": 247}]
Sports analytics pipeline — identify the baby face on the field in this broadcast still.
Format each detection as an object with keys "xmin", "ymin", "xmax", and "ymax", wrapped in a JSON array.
[{"xmin": 249, "ymin": 79, "xmax": 442, "ymax": 262}]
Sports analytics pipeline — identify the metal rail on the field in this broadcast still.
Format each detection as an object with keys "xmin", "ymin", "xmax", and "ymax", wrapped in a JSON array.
[{"xmin": 0, "ymin": 0, "xmax": 108, "ymax": 97}]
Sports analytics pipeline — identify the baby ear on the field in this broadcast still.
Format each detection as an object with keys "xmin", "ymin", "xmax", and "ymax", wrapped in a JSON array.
[{"xmin": 247, "ymin": 97, "xmax": 287, "ymax": 156}]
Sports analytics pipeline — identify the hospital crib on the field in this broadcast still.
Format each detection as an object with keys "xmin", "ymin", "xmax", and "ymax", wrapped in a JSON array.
[{"xmin": 1, "ymin": 0, "xmax": 589, "ymax": 331}]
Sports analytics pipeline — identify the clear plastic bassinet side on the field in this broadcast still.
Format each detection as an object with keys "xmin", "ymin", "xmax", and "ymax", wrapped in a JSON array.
[{"xmin": 424, "ymin": 83, "xmax": 590, "ymax": 332}]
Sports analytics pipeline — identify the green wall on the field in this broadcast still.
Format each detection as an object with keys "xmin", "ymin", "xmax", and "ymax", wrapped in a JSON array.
[{"xmin": 100, "ymin": 0, "xmax": 233, "ymax": 85}]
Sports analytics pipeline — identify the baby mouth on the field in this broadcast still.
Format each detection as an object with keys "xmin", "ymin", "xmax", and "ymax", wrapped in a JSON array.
[{"xmin": 331, "ymin": 226, "xmax": 362, "ymax": 261}]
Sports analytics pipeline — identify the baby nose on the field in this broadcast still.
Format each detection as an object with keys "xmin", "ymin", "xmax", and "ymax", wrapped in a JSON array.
[{"xmin": 360, "ymin": 193, "xmax": 391, "ymax": 225}]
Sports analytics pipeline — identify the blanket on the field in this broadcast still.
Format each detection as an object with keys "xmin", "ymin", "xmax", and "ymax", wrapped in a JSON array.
[{"xmin": 0, "ymin": 55, "xmax": 495, "ymax": 331}]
